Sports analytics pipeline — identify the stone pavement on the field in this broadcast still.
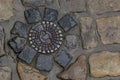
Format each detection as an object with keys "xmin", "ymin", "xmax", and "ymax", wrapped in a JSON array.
[{"xmin": 0, "ymin": 0, "xmax": 120, "ymax": 80}]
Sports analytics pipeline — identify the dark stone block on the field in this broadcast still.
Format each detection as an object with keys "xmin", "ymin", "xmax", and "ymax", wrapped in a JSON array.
[
  {"xmin": 58, "ymin": 14, "xmax": 77, "ymax": 32},
  {"xmin": 18, "ymin": 45, "xmax": 36, "ymax": 64},
  {"xmin": 44, "ymin": 8, "xmax": 58, "ymax": 22},
  {"xmin": 54, "ymin": 50, "xmax": 72, "ymax": 68},
  {"xmin": 24, "ymin": 8, "xmax": 41, "ymax": 24},
  {"xmin": 9, "ymin": 37, "xmax": 26, "ymax": 53},
  {"xmin": 36, "ymin": 54, "xmax": 53, "ymax": 72},
  {"xmin": 11, "ymin": 21, "xmax": 30, "ymax": 38}
]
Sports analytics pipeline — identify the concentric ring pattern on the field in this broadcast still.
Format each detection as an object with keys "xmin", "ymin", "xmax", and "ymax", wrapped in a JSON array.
[{"xmin": 28, "ymin": 21, "xmax": 63, "ymax": 53}]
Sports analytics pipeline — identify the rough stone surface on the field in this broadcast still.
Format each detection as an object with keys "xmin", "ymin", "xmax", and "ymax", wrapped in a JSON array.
[
  {"xmin": 18, "ymin": 62, "xmax": 46, "ymax": 80},
  {"xmin": 0, "ymin": 67, "xmax": 11, "ymax": 80},
  {"xmin": 58, "ymin": 14, "xmax": 77, "ymax": 32},
  {"xmin": 4, "ymin": 0, "xmax": 120, "ymax": 80},
  {"xmin": 9, "ymin": 37, "xmax": 26, "ymax": 53},
  {"xmin": 18, "ymin": 45, "xmax": 36, "ymax": 64},
  {"xmin": 24, "ymin": 8, "xmax": 41, "ymax": 24},
  {"xmin": 21, "ymin": 0, "xmax": 46, "ymax": 7},
  {"xmin": 89, "ymin": 51, "xmax": 120, "ymax": 77},
  {"xmin": 65, "ymin": 35, "xmax": 78, "ymax": 49},
  {"xmin": 44, "ymin": 8, "xmax": 58, "ymax": 22},
  {"xmin": 0, "ymin": 0, "xmax": 13, "ymax": 21},
  {"xmin": 54, "ymin": 50, "xmax": 72, "ymax": 68},
  {"xmin": 11, "ymin": 21, "xmax": 30, "ymax": 38},
  {"xmin": 58, "ymin": 55, "xmax": 87, "ymax": 80},
  {"xmin": 96, "ymin": 16, "xmax": 120, "ymax": 44},
  {"xmin": 88, "ymin": 0, "xmax": 120, "ymax": 14},
  {"xmin": 0, "ymin": 26, "xmax": 5, "ymax": 56},
  {"xmin": 36, "ymin": 54, "xmax": 53, "ymax": 72},
  {"xmin": 59, "ymin": 0, "xmax": 86, "ymax": 12},
  {"xmin": 80, "ymin": 17, "xmax": 98, "ymax": 49}
]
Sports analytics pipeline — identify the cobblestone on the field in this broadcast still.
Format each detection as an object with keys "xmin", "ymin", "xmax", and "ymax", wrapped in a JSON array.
[
  {"xmin": 36, "ymin": 54, "xmax": 53, "ymax": 72},
  {"xmin": 11, "ymin": 21, "xmax": 30, "ymax": 38},
  {"xmin": 65, "ymin": 35, "xmax": 78, "ymax": 49},
  {"xmin": 58, "ymin": 14, "xmax": 77, "ymax": 32},
  {"xmin": 18, "ymin": 45, "xmax": 36, "ymax": 64},
  {"xmin": 96, "ymin": 16, "xmax": 120, "ymax": 44},
  {"xmin": 54, "ymin": 50, "xmax": 72, "ymax": 68},
  {"xmin": 2, "ymin": 0, "xmax": 120, "ymax": 80},
  {"xmin": 9, "ymin": 37, "xmax": 26, "ymax": 53},
  {"xmin": 24, "ymin": 8, "xmax": 41, "ymax": 24},
  {"xmin": 44, "ymin": 8, "xmax": 58, "ymax": 22},
  {"xmin": 80, "ymin": 17, "xmax": 98, "ymax": 49},
  {"xmin": 89, "ymin": 51, "xmax": 120, "ymax": 77}
]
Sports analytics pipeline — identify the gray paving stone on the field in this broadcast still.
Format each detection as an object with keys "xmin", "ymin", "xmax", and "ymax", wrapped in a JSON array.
[
  {"xmin": 65, "ymin": 35, "xmax": 78, "ymax": 49},
  {"xmin": 44, "ymin": 8, "xmax": 58, "ymax": 22},
  {"xmin": 36, "ymin": 54, "xmax": 53, "ymax": 72},
  {"xmin": 54, "ymin": 50, "xmax": 72, "ymax": 68},
  {"xmin": 58, "ymin": 14, "xmax": 77, "ymax": 32},
  {"xmin": 18, "ymin": 45, "xmax": 36, "ymax": 64},
  {"xmin": 24, "ymin": 8, "xmax": 41, "ymax": 24},
  {"xmin": 11, "ymin": 21, "xmax": 30, "ymax": 38},
  {"xmin": 9, "ymin": 37, "xmax": 26, "ymax": 53},
  {"xmin": 80, "ymin": 17, "xmax": 98, "ymax": 49}
]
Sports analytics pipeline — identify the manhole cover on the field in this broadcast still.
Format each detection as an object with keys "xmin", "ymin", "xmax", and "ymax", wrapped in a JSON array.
[{"xmin": 28, "ymin": 21, "xmax": 63, "ymax": 53}]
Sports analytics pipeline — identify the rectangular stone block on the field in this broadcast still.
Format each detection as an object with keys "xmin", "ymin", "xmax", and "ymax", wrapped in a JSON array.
[
  {"xmin": 88, "ymin": 0, "xmax": 120, "ymax": 14},
  {"xmin": 18, "ymin": 45, "xmax": 36, "ymax": 64},
  {"xmin": 80, "ymin": 17, "xmax": 98, "ymax": 49},
  {"xmin": 96, "ymin": 16, "xmax": 120, "ymax": 44},
  {"xmin": 58, "ymin": 14, "xmax": 77, "ymax": 32},
  {"xmin": 36, "ymin": 54, "xmax": 53, "ymax": 72},
  {"xmin": 89, "ymin": 51, "xmax": 120, "ymax": 77},
  {"xmin": 59, "ymin": 0, "xmax": 86, "ymax": 12},
  {"xmin": 24, "ymin": 8, "xmax": 41, "ymax": 24}
]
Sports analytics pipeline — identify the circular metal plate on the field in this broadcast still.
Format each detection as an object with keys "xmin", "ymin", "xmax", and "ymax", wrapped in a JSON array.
[{"xmin": 28, "ymin": 21, "xmax": 63, "ymax": 53}]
